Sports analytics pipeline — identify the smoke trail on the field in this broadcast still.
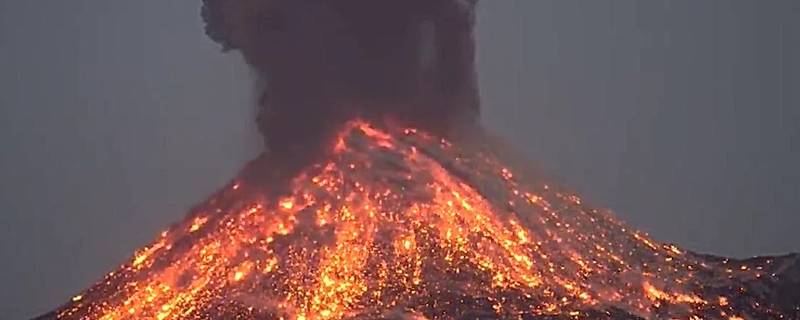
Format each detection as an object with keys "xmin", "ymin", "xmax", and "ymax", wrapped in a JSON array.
[{"xmin": 201, "ymin": 0, "xmax": 480, "ymax": 185}]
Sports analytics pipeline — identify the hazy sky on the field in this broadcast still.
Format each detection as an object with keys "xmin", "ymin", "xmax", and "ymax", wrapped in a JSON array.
[{"xmin": 1, "ymin": 1, "xmax": 798, "ymax": 318}]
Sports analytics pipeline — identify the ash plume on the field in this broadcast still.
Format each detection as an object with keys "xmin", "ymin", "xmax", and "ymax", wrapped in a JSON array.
[
  {"xmin": 31, "ymin": 2, "xmax": 800, "ymax": 319},
  {"xmin": 201, "ymin": 0, "xmax": 480, "ymax": 183}
]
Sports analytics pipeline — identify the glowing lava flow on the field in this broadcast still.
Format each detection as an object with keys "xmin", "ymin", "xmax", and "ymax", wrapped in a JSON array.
[{"xmin": 45, "ymin": 121, "xmax": 792, "ymax": 320}]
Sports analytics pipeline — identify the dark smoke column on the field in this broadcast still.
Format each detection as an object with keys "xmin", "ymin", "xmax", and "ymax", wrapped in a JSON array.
[{"xmin": 201, "ymin": 0, "xmax": 480, "ymax": 185}]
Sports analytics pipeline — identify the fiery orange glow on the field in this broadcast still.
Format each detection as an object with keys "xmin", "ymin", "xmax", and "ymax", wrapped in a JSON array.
[{"xmin": 47, "ymin": 121, "xmax": 789, "ymax": 319}]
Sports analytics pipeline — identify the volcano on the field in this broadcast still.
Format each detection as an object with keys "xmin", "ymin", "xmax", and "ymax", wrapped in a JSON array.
[
  {"xmin": 36, "ymin": 121, "xmax": 800, "ymax": 320},
  {"xmin": 35, "ymin": 1, "xmax": 800, "ymax": 319}
]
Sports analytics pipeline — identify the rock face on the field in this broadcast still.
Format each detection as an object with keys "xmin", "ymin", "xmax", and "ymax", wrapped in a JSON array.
[
  {"xmin": 706, "ymin": 253, "xmax": 800, "ymax": 318},
  {"xmin": 34, "ymin": 122, "xmax": 800, "ymax": 320}
]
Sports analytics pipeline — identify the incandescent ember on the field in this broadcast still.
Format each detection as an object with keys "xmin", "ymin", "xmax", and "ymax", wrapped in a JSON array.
[
  {"xmin": 36, "ymin": 121, "xmax": 800, "ymax": 320},
  {"xmin": 32, "ymin": 1, "xmax": 800, "ymax": 319}
]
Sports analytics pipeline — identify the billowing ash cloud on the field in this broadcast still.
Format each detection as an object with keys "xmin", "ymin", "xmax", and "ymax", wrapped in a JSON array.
[{"xmin": 201, "ymin": 0, "xmax": 480, "ymax": 175}]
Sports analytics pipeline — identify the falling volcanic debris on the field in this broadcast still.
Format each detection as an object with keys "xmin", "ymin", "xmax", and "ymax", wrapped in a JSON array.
[{"xmin": 36, "ymin": 1, "xmax": 800, "ymax": 320}]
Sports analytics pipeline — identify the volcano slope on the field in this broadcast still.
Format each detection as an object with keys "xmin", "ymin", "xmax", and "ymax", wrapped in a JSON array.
[{"xmin": 37, "ymin": 121, "xmax": 800, "ymax": 320}]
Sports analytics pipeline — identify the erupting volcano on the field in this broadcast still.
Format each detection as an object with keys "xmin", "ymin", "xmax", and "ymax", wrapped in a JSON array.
[{"xmin": 37, "ymin": 1, "xmax": 799, "ymax": 319}]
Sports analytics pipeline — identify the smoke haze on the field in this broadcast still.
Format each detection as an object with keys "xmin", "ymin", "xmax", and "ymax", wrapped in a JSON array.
[
  {"xmin": 0, "ymin": 1, "xmax": 798, "ymax": 319},
  {"xmin": 201, "ymin": 0, "xmax": 480, "ymax": 180}
]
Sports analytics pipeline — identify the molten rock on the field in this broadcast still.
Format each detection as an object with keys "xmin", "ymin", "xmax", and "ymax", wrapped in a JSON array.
[{"xmin": 37, "ymin": 122, "xmax": 800, "ymax": 320}]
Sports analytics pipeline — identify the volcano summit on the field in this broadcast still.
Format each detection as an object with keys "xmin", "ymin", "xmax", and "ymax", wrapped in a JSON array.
[
  {"xmin": 36, "ymin": 1, "xmax": 800, "ymax": 319},
  {"xmin": 37, "ymin": 121, "xmax": 800, "ymax": 319}
]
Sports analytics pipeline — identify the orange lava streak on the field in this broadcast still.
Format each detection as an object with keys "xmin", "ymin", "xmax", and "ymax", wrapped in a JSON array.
[{"xmin": 51, "ymin": 120, "xmax": 786, "ymax": 320}]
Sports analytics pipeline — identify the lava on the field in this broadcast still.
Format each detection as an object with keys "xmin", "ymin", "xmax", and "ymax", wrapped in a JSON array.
[{"xmin": 40, "ymin": 121, "xmax": 796, "ymax": 320}]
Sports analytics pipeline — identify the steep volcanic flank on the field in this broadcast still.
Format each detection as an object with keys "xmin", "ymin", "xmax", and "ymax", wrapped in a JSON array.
[
  {"xmin": 34, "ymin": 1, "xmax": 800, "ymax": 319},
  {"xmin": 39, "ymin": 121, "xmax": 800, "ymax": 320}
]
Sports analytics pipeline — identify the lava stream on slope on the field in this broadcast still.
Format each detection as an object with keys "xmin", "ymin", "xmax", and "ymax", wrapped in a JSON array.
[{"xmin": 42, "ymin": 121, "xmax": 798, "ymax": 320}]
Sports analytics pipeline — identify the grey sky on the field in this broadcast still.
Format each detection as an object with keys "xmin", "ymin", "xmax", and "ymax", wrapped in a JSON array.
[{"xmin": 1, "ymin": 1, "xmax": 798, "ymax": 319}]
